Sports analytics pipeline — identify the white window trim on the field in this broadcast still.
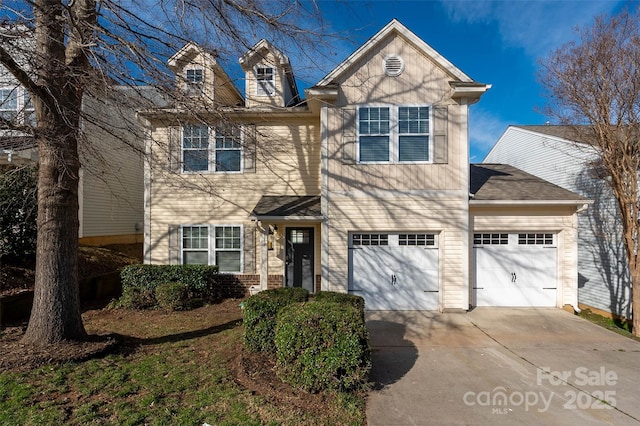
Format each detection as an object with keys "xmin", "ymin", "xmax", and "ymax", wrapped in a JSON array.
[
  {"xmin": 350, "ymin": 232, "xmax": 438, "ymax": 248},
  {"xmin": 356, "ymin": 104, "xmax": 432, "ymax": 164},
  {"xmin": 213, "ymin": 224, "xmax": 244, "ymax": 273},
  {"xmin": 181, "ymin": 224, "xmax": 210, "ymax": 265},
  {"xmin": 255, "ymin": 65, "xmax": 275, "ymax": 96},
  {"xmin": 181, "ymin": 125, "xmax": 244, "ymax": 174},
  {"xmin": 0, "ymin": 86, "xmax": 33, "ymax": 124},
  {"xmin": 180, "ymin": 224, "xmax": 244, "ymax": 273},
  {"xmin": 183, "ymin": 65, "xmax": 204, "ymax": 96}
]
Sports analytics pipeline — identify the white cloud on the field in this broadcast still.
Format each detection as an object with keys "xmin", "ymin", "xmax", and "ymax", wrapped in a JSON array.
[{"xmin": 440, "ymin": 0, "xmax": 620, "ymax": 58}]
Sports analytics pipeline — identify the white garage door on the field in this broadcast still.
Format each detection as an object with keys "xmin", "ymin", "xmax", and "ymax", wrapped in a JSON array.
[
  {"xmin": 474, "ymin": 233, "xmax": 557, "ymax": 307},
  {"xmin": 348, "ymin": 233, "xmax": 439, "ymax": 310}
]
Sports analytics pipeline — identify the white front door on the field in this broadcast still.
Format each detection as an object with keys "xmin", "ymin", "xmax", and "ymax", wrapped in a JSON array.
[
  {"xmin": 474, "ymin": 233, "xmax": 557, "ymax": 307},
  {"xmin": 349, "ymin": 233, "xmax": 439, "ymax": 310}
]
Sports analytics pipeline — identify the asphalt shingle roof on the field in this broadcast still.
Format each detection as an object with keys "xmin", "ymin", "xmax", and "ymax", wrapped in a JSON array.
[
  {"xmin": 251, "ymin": 195, "xmax": 321, "ymax": 218},
  {"xmin": 470, "ymin": 164, "xmax": 586, "ymax": 202}
]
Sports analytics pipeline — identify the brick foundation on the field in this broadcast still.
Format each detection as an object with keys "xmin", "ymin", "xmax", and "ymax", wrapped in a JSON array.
[
  {"xmin": 215, "ymin": 274, "xmax": 283, "ymax": 298},
  {"xmin": 215, "ymin": 274, "xmax": 322, "ymax": 297}
]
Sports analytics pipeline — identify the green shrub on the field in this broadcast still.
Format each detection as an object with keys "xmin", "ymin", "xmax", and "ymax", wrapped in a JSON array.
[
  {"xmin": 314, "ymin": 291, "xmax": 365, "ymax": 312},
  {"xmin": 120, "ymin": 264, "xmax": 218, "ymax": 296},
  {"xmin": 274, "ymin": 301, "xmax": 371, "ymax": 393},
  {"xmin": 242, "ymin": 287, "xmax": 309, "ymax": 353},
  {"xmin": 155, "ymin": 282, "xmax": 189, "ymax": 311},
  {"xmin": 116, "ymin": 286, "xmax": 156, "ymax": 310}
]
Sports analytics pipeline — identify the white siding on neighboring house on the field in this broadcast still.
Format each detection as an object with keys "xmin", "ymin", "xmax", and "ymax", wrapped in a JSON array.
[{"xmin": 484, "ymin": 126, "xmax": 631, "ymax": 317}]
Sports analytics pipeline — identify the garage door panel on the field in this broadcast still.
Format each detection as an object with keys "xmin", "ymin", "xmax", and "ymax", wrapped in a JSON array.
[
  {"xmin": 348, "ymin": 235, "xmax": 439, "ymax": 311},
  {"xmin": 474, "ymin": 233, "xmax": 557, "ymax": 307}
]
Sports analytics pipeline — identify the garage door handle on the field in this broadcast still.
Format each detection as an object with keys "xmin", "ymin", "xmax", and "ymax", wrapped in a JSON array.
[{"xmin": 391, "ymin": 274, "xmax": 397, "ymax": 286}]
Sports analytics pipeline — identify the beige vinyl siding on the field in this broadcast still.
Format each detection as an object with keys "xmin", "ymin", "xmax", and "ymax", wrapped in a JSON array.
[
  {"xmin": 147, "ymin": 115, "xmax": 320, "ymax": 266},
  {"xmin": 325, "ymin": 195, "xmax": 468, "ymax": 309},
  {"xmin": 79, "ymin": 89, "xmax": 146, "ymax": 240},
  {"xmin": 471, "ymin": 205, "xmax": 579, "ymax": 308}
]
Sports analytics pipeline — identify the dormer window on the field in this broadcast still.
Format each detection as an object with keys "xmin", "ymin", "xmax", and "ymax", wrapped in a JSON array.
[
  {"xmin": 256, "ymin": 66, "xmax": 275, "ymax": 96},
  {"xmin": 184, "ymin": 67, "xmax": 204, "ymax": 96}
]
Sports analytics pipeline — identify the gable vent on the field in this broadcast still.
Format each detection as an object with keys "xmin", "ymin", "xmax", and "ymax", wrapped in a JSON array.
[{"xmin": 383, "ymin": 55, "xmax": 404, "ymax": 77}]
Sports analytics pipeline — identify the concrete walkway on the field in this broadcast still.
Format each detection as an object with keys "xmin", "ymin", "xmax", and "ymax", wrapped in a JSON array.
[{"xmin": 366, "ymin": 309, "xmax": 640, "ymax": 425}]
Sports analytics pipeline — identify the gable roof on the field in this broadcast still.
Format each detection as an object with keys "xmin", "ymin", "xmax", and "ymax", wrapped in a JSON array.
[
  {"xmin": 513, "ymin": 125, "xmax": 597, "ymax": 146},
  {"xmin": 470, "ymin": 163, "xmax": 587, "ymax": 204},
  {"xmin": 317, "ymin": 19, "xmax": 474, "ymax": 86}
]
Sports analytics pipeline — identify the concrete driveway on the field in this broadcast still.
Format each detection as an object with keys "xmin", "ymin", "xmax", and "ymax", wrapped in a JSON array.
[{"xmin": 366, "ymin": 309, "xmax": 640, "ymax": 425}]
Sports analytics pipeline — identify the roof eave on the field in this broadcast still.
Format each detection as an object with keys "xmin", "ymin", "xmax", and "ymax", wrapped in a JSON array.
[{"xmin": 469, "ymin": 199, "xmax": 593, "ymax": 207}]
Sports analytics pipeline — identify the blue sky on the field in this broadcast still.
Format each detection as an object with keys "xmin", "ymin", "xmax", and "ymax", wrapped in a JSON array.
[{"xmin": 302, "ymin": 0, "xmax": 626, "ymax": 161}]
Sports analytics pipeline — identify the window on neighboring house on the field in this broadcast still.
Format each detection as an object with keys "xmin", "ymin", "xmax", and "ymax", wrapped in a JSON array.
[
  {"xmin": 214, "ymin": 125, "xmax": 242, "ymax": 172},
  {"xmin": 256, "ymin": 66, "xmax": 275, "ymax": 96},
  {"xmin": 182, "ymin": 225, "xmax": 209, "ymax": 264},
  {"xmin": 0, "ymin": 88, "xmax": 18, "ymax": 122},
  {"xmin": 182, "ymin": 124, "xmax": 209, "ymax": 172},
  {"xmin": 215, "ymin": 225, "xmax": 242, "ymax": 272},
  {"xmin": 358, "ymin": 105, "xmax": 431, "ymax": 163},
  {"xmin": 23, "ymin": 91, "xmax": 35, "ymax": 126}
]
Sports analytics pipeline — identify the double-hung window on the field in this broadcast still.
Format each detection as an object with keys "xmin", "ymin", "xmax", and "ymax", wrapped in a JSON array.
[
  {"xmin": 182, "ymin": 124, "xmax": 243, "ymax": 173},
  {"xmin": 256, "ymin": 66, "xmax": 275, "ymax": 96},
  {"xmin": 214, "ymin": 125, "xmax": 242, "ymax": 172},
  {"xmin": 182, "ymin": 124, "xmax": 209, "ymax": 172},
  {"xmin": 0, "ymin": 88, "xmax": 18, "ymax": 122},
  {"xmin": 359, "ymin": 107, "xmax": 390, "ymax": 162},
  {"xmin": 214, "ymin": 225, "xmax": 242, "ymax": 272},
  {"xmin": 181, "ymin": 225, "xmax": 243, "ymax": 272},
  {"xmin": 182, "ymin": 226, "xmax": 209, "ymax": 264},
  {"xmin": 184, "ymin": 67, "xmax": 204, "ymax": 96},
  {"xmin": 358, "ymin": 105, "xmax": 430, "ymax": 163}
]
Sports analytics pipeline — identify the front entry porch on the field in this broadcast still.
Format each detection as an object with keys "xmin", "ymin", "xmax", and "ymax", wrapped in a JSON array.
[{"xmin": 250, "ymin": 195, "xmax": 322, "ymax": 293}]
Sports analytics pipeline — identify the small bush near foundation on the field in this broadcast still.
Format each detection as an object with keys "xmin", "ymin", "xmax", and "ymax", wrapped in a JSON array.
[
  {"xmin": 242, "ymin": 287, "xmax": 309, "ymax": 353},
  {"xmin": 155, "ymin": 282, "xmax": 189, "ymax": 311},
  {"xmin": 116, "ymin": 286, "xmax": 156, "ymax": 310},
  {"xmin": 275, "ymin": 301, "xmax": 371, "ymax": 393}
]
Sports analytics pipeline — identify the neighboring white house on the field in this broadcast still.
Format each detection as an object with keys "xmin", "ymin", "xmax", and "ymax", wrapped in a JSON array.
[
  {"xmin": 139, "ymin": 20, "xmax": 589, "ymax": 311},
  {"xmin": 485, "ymin": 125, "xmax": 630, "ymax": 319}
]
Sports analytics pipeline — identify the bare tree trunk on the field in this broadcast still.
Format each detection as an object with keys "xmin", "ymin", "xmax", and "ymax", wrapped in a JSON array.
[{"xmin": 21, "ymin": 0, "xmax": 92, "ymax": 344}]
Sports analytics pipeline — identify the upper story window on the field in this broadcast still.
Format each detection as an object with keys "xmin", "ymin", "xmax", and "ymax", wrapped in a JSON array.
[
  {"xmin": 214, "ymin": 125, "xmax": 242, "ymax": 172},
  {"xmin": 358, "ymin": 105, "xmax": 430, "ymax": 163},
  {"xmin": 183, "ymin": 124, "xmax": 209, "ymax": 172},
  {"xmin": 184, "ymin": 67, "xmax": 204, "ymax": 96},
  {"xmin": 182, "ymin": 124, "xmax": 243, "ymax": 173},
  {"xmin": 256, "ymin": 65, "xmax": 275, "ymax": 96},
  {"xmin": 1, "ymin": 87, "xmax": 36, "ymax": 126}
]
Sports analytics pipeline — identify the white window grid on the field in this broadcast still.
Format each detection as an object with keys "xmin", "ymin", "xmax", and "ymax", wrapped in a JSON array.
[
  {"xmin": 214, "ymin": 225, "xmax": 243, "ymax": 273},
  {"xmin": 352, "ymin": 233, "xmax": 389, "ymax": 246},
  {"xmin": 256, "ymin": 65, "xmax": 275, "ymax": 96},
  {"xmin": 182, "ymin": 124, "xmax": 210, "ymax": 172},
  {"xmin": 399, "ymin": 233, "xmax": 435, "ymax": 246},
  {"xmin": 182, "ymin": 225, "xmax": 209, "ymax": 265},
  {"xmin": 182, "ymin": 124, "xmax": 243, "ymax": 173},
  {"xmin": 357, "ymin": 104, "xmax": 432, "ymax": 164},
  {"xmin": 214, "ymin": 125, "xmax": 242, "ymax": 173},
  {"xmin": 473, "ymin": 233, "xmax": 509, "ymax": 246},
  {"xmin": 518, "ymin": 233, "xmax": 554, "ymax": 246},
  {"xmin": 181, "ymin": 224, "xmax": 243, "ymax": 272},
  {"xmin": 0, "ymin": 87, "xmax": 33, "ymax": 125}
]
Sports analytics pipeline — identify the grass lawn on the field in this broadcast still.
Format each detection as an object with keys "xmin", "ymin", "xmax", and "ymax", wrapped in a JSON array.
[{"xmin": 0, "ymin": 299, "xmax": 366, "ymax": 425}]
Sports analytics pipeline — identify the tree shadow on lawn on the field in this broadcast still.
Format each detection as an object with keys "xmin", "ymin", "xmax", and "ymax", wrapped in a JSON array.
[{"xmin": 108, "ymin": 318, "xmax": 243, "ymax": 352}]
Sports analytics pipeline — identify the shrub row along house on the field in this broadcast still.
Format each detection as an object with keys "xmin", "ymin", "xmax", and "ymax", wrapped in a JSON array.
[{"xmin": 138, "ymin": 19, "xmax": 590, "ymax": 311}]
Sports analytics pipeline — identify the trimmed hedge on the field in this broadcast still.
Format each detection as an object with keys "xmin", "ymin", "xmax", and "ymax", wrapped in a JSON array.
[
  {"xmin": 116, "ymin": 264, "xmax": 218, "ymax": 309},
  {"xmin": 155, "ymin": 282, "xmax": 189, "ymax": 311},
  {"xmin": 274, "ymin": 301, "xmax": 371, "ymax": 393},
  {"xmin": 314, "ymin": 291, "xmax": 365, "ymax": 312},
  {"xmin": 242, "ymin": 287, "xmax": 309, "ymax": 353}
]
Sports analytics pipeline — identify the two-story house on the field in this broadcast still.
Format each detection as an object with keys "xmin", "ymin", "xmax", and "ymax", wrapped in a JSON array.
[{"xmin": 140, "ymin": 20, "xmax": 588, "ymax": 311}]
